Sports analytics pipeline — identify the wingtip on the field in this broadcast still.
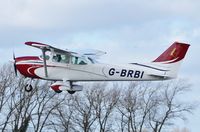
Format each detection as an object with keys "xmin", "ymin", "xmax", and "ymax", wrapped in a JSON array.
[
  {"xmin": 25, "ymin": 41, "xmax": 32, "ymax": 45},
  {"xmin": 25, "ymin": 41, "xmax": 48, "ymax": 47}
]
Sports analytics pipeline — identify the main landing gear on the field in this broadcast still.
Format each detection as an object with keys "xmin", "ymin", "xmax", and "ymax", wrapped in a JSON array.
[
  {"xmin": 68, "ymin": 90, "xmax": 76, "ymax": 94},
  {"xmin": 25, "ymin": 80, "xmax": 80, "ymax": 95},
  {"xmin": 67, "ymin": 81, "xmax": 76, "ymax": 95}
]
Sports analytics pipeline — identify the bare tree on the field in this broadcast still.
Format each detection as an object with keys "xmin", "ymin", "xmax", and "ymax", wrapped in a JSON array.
[
  {"xmin": 148, "ymin": 80, "xmax": 194, "ymax": 132},
  {"xmin": 0, "ymin": 64, "xmax": 67, "ymax": 132},
  {"xmin": 0, "ymin": 64, "xmax": 16, "ymax": 111},
  {"xmin": 71, "ymin": 88, "xmax": 98, "ymax": 132},
  {"xmin": 0, "ymin": 64, "xmax": 36, "ymax": 131},
  {"xmin": 48, "ymin": 95, "xmax": 77, "ymax": 132},
  {"xmin": 117, "ymin": 80, "xmax": 194, "ymax": 132},
  {"xmin": 92, "ymin": 83, "xmax": 121, "ymax": 132},
  {"xmin": 51, "ymin": 83, "xmax": 120, "ymax": 132},
  {"xmin": 117, "ymin": 82, "xmax": 154, "ymax": 132},
  {"xmin": 0, "ymin": 64, "xmax": 195, "ymax": 132}
]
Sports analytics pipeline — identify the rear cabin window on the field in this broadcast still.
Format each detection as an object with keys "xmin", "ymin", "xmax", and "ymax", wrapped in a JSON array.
[{"xmin": 71, "ymin": 56, "xmax": 87, "ymax": 65}]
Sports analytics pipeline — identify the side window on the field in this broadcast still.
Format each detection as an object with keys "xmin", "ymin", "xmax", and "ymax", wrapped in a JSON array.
[
  {"xmin": 52, "ymin": 54, "xmax": 70, "ymax": 64},
  {"xmin": 79, "ymin": 59, "xmax": 87, "ymax": 65},
  {"xmin": 60, "ymin": 54, "xmax": 70, "ymax": 63},
  {"xmin": 52, "ymin": 54, "xmax": 61, "ymax": 62},
  {"xmin": 72, "ymin": 56, "xmax": 79, "ymax": 64},
  {"xmin": 71, "ymin": 56, "xmax": 87, "ymax": 65}
]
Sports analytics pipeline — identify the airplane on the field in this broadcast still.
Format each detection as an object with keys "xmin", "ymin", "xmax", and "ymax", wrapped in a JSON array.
[{"xmin": 13, "ymin": 41, "xmax": 190, "ymax": 94}]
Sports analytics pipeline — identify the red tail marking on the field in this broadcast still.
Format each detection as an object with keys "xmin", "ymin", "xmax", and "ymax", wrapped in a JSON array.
[{"xmin": 153, "ymin": 42, "xmax": 190, "ymax": 63}]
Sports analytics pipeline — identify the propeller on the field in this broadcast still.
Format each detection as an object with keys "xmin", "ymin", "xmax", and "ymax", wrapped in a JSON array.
[{"xmin": 13, "ymin": 52, "xmax": 18, "ymax": 76}]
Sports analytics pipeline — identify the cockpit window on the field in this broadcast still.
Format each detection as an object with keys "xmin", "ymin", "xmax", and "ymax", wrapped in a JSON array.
[
  {"xmin": 51, "ymin": 54, "xmax": 93, "ymax": 65},
  {"xmin": 52, "ymin": 54, "xmax": 70, "ymax": 63}
]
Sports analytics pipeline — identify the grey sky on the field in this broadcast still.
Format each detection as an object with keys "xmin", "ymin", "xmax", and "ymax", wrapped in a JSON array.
[{"xmin": 0, "ymin": 0, "xmax": 200, "ymax": 131}]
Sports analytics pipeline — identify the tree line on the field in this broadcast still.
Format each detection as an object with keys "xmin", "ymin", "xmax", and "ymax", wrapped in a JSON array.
[{"xmin": 0, "ymin": 64, "xmax": 195, "ymax": 132}]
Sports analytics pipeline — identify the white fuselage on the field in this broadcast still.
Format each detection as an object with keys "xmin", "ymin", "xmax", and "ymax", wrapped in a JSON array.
[{"xmin": 34, "ymin": 61, "xmax": 168, "ymax": 81}]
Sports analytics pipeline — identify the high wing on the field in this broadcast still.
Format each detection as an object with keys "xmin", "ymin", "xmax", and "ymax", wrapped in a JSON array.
[
  {"xmin": 79, "ymin": 49, "xmax": 107, "ymax": 60},
  {"xmin": 25, "ymin": 41, "xmax": 78, "ymax": 55},
  {"xmin": 25, "ymin": 41, "xmax": 106, "ymax": 60},
  {"xmin": 25, "ymin": 42, "xmax": 106, "ymax": 58}
]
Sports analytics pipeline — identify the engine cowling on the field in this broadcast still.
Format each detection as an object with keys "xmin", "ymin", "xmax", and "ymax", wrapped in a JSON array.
[{"xmin": 50, "ymin": 81, "xmax": 83, "ymax": 93}]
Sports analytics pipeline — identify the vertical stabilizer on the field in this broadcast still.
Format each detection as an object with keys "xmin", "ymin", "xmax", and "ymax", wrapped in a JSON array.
[{"xmin": 152, "ymin": 42, "xmax": 190, "ymax": 78}]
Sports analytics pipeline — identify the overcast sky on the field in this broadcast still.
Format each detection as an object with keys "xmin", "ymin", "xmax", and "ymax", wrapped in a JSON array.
[{"xmin": 0, "ymin": 0, "xmax": 200, "ymax": 131}]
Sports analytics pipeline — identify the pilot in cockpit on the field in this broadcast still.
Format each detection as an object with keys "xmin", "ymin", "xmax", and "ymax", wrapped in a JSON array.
[{"xmin": 53, "ymin": 54, "xmax": 61, "ymax": 62}]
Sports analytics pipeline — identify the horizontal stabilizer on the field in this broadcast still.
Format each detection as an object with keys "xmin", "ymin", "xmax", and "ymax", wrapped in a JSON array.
[{"xmin": 148, "ymin": 74, "xmax": 168, "ymax": 79}]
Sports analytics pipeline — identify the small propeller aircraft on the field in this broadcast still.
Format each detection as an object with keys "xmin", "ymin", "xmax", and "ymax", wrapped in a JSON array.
[{"xmin": 13, "ymin": 41, "xmax": 190, "ymax": 94}]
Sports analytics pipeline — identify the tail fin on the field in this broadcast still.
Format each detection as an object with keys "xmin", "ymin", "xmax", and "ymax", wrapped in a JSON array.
[
  {"xmin": 152, "ymin": 42, "xmax": 190, "ymax": 78},
  {"xmin": 153, "ymin": 42, "xmax": 190, "ymax": 63}
]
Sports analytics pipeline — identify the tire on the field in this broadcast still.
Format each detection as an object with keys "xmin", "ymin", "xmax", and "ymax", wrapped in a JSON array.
[
  {"xmin": 25, "ymin": 84, "xmax": 33, "ymax": 92},
  {"xmin": 68, "ymin": 91, "xmax": 76, "ymax": 94},
  {"xmin": 54, "ymin": 90, "xmax": 62, "ymax": 93}
]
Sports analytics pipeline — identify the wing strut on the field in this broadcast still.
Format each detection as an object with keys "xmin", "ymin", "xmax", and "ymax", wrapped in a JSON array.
[{"xmin": 42, "ymin": 49, "xmax": 48, "ymax": 77}]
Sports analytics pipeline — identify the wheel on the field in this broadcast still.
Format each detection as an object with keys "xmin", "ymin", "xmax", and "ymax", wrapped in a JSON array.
[
  {"xmin": 25, "ymin": 84, "xmax": 33, "ymax": 92},
  {"xmin": 54, "ymin": 90, "xmax": 62, "ymax": 93},
  {"xmin": 68, "ymin": 90, "xmax": 76, "ymax": 94}
]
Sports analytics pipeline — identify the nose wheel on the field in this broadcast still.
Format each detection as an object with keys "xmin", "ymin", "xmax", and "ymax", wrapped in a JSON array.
[
  {"xmin": 25, "ymin": 79, "xmax": 33, "ymax": 92},
  {"xmin": 25, "ymin": 84, "xmax": 33, "ymax": 92}
]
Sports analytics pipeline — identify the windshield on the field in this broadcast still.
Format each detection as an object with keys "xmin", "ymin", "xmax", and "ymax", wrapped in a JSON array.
[{"xmin": 40, "ymin": 54, "xmax": 50, "ymax": 60}]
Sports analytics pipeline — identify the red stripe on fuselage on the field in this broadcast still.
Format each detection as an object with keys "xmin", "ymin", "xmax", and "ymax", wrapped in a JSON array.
[
  {"xmin": 15, "ymin": 56, "xmax": 41, "ymax": 62},
  {"xmin": 16, "ymin": 64, "xmax": 42, "ymax": 78}
]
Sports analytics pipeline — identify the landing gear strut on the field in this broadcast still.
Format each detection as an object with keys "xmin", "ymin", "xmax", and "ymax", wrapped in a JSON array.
[{"xmin": 67, "ymin": 81, "xmax": 76, "ymax": 95}]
